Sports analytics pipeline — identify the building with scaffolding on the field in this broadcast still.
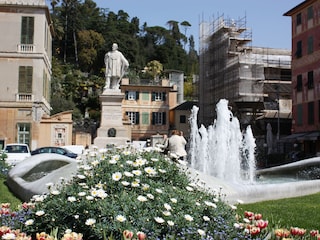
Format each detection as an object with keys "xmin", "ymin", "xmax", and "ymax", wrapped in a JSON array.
[{"xmin": 198, "ymin": 14, "xmax": 292, "ymax": 142}]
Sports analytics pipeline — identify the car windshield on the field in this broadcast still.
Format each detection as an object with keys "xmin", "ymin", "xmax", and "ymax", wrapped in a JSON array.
[{"xmin": 5, "ymin": 145, "xmax": 28, "ymax": 153}]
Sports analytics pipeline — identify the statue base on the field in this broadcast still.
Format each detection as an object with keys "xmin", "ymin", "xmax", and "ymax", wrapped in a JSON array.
[{"xmin": 93, "ymin": 90, "xmax": 131, "ymax": 149}]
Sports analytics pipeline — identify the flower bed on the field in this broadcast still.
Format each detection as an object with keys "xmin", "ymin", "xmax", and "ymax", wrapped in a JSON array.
[{"xmin": 1, "ymin": 147, "xmax": 320, "ymax": 239}]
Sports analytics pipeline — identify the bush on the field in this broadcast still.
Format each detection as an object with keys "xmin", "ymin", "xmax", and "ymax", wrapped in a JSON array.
[{"xmin": 21, "ymin": 148, "xmax": 247, "ymax": 239}]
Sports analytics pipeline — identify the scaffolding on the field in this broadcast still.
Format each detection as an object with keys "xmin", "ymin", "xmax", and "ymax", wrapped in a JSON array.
[{"xmin": 199, "ymin": 14, "xmax": 291, "ymax": 128}]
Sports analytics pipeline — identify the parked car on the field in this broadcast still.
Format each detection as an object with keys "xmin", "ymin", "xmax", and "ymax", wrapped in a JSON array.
[
  {"xmin": 31, "ymin": 147, "xmax": 78, "ymax": 158},
  {"xmin": 4, "ymin": 143, "xmax": 31, "ymax": 166}
]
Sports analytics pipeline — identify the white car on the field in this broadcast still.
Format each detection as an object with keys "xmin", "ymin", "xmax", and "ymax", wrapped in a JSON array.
[{"xmin": 4, "ymin": 143, "xmax": 31, "ymax": 166}]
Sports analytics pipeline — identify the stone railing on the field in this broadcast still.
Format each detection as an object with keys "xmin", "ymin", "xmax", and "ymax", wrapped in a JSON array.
[
  {"xmin": 16, "ymin": 93, "xmax": 34, "ymax": 102},
  {"xmin": 17, "ymin": 44, "xmax": 35, "ymax": 53}
]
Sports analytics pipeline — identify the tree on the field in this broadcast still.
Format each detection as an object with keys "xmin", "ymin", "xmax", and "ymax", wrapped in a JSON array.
[{"xmin": 146, "ymin": 60, "xmax": 163, "ymax": 81}]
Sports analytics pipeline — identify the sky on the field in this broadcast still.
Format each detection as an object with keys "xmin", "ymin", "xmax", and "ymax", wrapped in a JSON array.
[{"xmin": 94, "ymin": 0, "xmax": 303, "ymax": 51}]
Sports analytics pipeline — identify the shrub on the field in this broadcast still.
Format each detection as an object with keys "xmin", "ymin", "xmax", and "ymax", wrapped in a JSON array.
[{"xmin": 21, "ymin": 148, "xmax": 247, "ymax": 239}]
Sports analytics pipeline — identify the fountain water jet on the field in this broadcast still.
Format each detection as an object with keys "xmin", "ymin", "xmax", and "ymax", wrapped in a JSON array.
[
  {"xmin": 187, "ymin": 99, "xmax": 320, "ymax": 204},
  {"xmin": 189, "ymin": 99, "xmax": 256, "ymax": 183}
]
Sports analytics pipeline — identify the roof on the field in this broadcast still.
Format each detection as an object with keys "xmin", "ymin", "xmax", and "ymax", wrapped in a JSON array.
[
  {"xmin": 283, "ymin": 0, "xmax": 316, "ymax": 16},
  {"xmin": 172, "ymin": 101, "xmax": 198, "ymax": 111}
]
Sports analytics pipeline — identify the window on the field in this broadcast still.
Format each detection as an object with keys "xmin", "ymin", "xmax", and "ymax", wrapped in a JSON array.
[
  {"xmin": 142, "ymin": 92, "xmax": 149, "ymax": 101},
  {"xmin": 152, "ymin": 112, "xmax": 166, "ymax": 125},
  {"xmin": 307, "ymin": 6, "xmax": 313, "ymax": 20},
  {"xmin": 19, "ymin": 66, "xmax": 33, "ymax": 93},
  {"xmin": 152, "ymin": 92, "xmax": 166, "ymax": 101},
  {"xmin": 307, "ymin": 36, "xmax": 313, "ymax": 54},
  {"xmin": 126, "ymin": 112, "xmax": 139, "ymax": 125},
  {"xmin": 142, "ymin": 112, "xmax": 149, "ymax": 125},
  {"xmin": 125, "ymin": 91, "xmax": 139, "ymax": 100},
  {"xmin": 17, "ymin": 123, "xmax": 30, "ymax": 145},
  {"xmin": 21, "ymin": 16, "xmax": 34, "ymax": 44},
  {"xmin": 296, "ymin": 40, "xmax": 302, "ymax": 58},
  {"xmin": 296, "ymin": 74, "xmax": 302, "ymax": 92},
  {"xmin": 180, "ymin": 115, "xmax": 186, "ymax": 123},
  {"xmin": 307, "ymin": 71, "xmax": 314, "ymax": 89},
  {"xmin": 297, "ymin": 104, "xmax": 303, "ymax": 126},
  {"xmin": 308, "ymin": 102, "xmax": 314, "ymax": 125},
  {"xmin": 296, "ymin": 13, "xmax": 302, "ymax": 25}
]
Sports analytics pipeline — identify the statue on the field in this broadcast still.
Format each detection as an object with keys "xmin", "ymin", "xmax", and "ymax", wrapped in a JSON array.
[{"xmin": 104, "ymin": 43, "xmax": 129, "ymax": 90}]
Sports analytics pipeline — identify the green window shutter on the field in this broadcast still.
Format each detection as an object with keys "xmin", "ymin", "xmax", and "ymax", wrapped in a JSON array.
[
  {"xmin": 142, "ymin": 92, "xmax": 149, "ymax": 101},
  {"xmin": 151, "ymin": 92, "xmax": 156, "ymax": 101},
  {"xmin": 135, "ymin": 112, "xmax": 140, "ymax": 124},
  {"xmin": 136, "ymin": 91, "xmax": 139, "ymax": 100},
  {"xmin": 162, "ymin": 112, "xmax": 166, "ymax": 125},
  {"xmin": 162, "ymin": 92, "xmax": 166, "ymax": 101},
  {"xmin": 19, "ymin": 66, "xmax": 33, "ymax": 93},
  {"xmin": 125, "ymin": 91, "xmax": 129, "ymax": 100},
  {"xmin": 21, "ymin": 16, "xmax": 34, "ymax": 44},
  {"xmin": 142, "ymin": 112, "xmax": 149, "ymax": 125}
]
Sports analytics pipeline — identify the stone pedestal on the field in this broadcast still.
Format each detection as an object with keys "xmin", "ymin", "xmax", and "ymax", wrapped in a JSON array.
[{"xmin": 94, "ymin": 89, "xmax": 131, "ymax": 148}]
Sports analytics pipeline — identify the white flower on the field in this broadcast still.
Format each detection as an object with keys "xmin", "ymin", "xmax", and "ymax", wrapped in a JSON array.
[
  {"xmin": 132, "ymin": 170, "xmax": 142, "ymax": 176},
  {"xmin": 144, "ymin": 167, "xmax": 157, "ymax": 175},
  {"xmin": 195, "ymin": 202, "xmax": 201, "ymax": 206},
  {"xmin": 78, "ymin": 192, "xmax": 86, "ymax": 197},
  {"xmin": 124, "ymin": 171, "xmax": 134, "ymax": 177},
  {"xmin": 167, "ymin": 220, "xmax": 174, "ymax": 226},
  {"xmin": 121, "ymin": 181, "xmax": 130, "ymax": 186},
  {"xmin": 184, "ymin": 214, "xmax": 194, "ymax": 221},
  {"xmin": 159, "ymin": 169, "xmax": 167, "ymax": 173},
  {"xmin": 197, "ymin": 229, "xmax": 206, "ymax": 236},
  {"xmin": 85, "ymin": 218, "xmax": 96, "ymax": 226},
  {"xmin": 186, "ymin": 186, "xmax": 194, "ymax": 191},
  {"xmin": 91, "ymin": 160, "xmax": 100, "ymax": 166},
  {"xmin": 164, "ymin": 203, "xmax": 172, "ymax": 211},
  {"xmin": 237, "ymin": 199, "xmax": 244, "ymax": 204},
  {"xmin": 137, "ymin": 195, "xmax": 148, "ymax": 202},
  {"xmin": 67, "ymin": 196, "xmax": 77, "ymax": 202},
  {"xmin": 155, "ymin": 188, "xmax": 163, "ymax": 194},
  {"xmin": 243, "ymin": 218, "xmax": 250, "ymax": 223},
  {"xmin": 112, "ymin": 172, "xmax": 122, "ymax": 181},
  {"xmin": 25, "ymin": 219, "xmax": 34, "ymax": 226},
  {"xmin": 2, "ymin": 233, "xmax": 16, "ymax": 239},
  {"xmin": 170, "ymin": 198, "xmax": 177, "ymax": 203},
  {"xmin": 234, "ymin": 223, "xmax": 241, "ymax": 228},
  {"xmin": 142, "ymin": 184, "xmax": 150, "ymax": 191},
  {"xmin": 35, "ymin": 210, "xmax": 45, "ymax": 216},
  {"xmin": 154, "ymin": 217, "xmax": 165, "ymax": 224},
  {"xmin": 131, "ymin": 179, "xmax": 140, "ymax": 187},
  {"xmin": 74, "ymin": 215, "xmax": 79, "ymax": 219},
  {"xmin": 50, "ymin": 190, "xmax": 60, "ymax": 195},
  {"xmin": 109, "ymin": 159, "xmax": 117, "ymax": 164},
  {"xmin": 162, "ymin": 211, "xmax": 171, "ymax": 216},
  {"xmin": 134, "ymin": 158, "xmax": 147, "ymax": 166},
  {"xmin": 86, "ymin": 196, "xmax": 94, "ymax": 201},
  {"xmin": 116, "ymin": 215, "xmax": 126, "ymax": 222},
  {"xmin": 204, "ymin": 201, "xmax": 217, "ymax": 208},
  {"xmin": 111, "ymin": 155, "xmax": 120, "ymax": 161},
  {"xmin": 77, "ymin": 174, "xmax": 86, "ymax": 179},
  {"xmin": 96, "ymin": 189, "xmax": 108, "ymax": 199},
  {"xmin": 230, "ymin": 204, "xmax": 237, "ymax": 210},
  {"xmin": 126, "ymin": 160, "xmax": 133, "ymax": 165},
  {"xmin": 203, "ymin": 216, "xmax": 210, "ymax": 221},
  {"xmin": 147, "ymin": 193, "xmax": 154, "ymax": 200}
]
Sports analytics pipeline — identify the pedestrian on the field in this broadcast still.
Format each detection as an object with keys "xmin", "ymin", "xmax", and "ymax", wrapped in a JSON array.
[{"xmin": 168, "ymin": 130, "xmax": 187, "ymax": 161}]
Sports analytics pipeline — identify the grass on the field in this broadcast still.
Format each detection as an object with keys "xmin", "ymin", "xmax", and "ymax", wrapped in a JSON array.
[
  {"xmin": 1, "ymin": 174, "xmax": 320, "ymax": 232},
  {"xmin": 0, "ymin": 176, "xmax": 22, "ymax": 209},
  {"xmin": 236, "ymin": 192, "xmax": 320, "ymax": 230}
]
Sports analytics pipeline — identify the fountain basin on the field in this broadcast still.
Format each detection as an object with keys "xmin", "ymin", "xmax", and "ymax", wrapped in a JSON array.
[
  {"xmin": 186, "ymin": 157, "xmax": 320, "ymax": 204},
  {"xmin": 7, "ymin": 153, "xmax": 78, "ymax": 201}
]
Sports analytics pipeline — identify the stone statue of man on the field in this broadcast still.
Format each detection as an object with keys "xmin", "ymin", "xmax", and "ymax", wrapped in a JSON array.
[{"xmin": 104, "ymin": 43, "xmax": 129, "ymax": 90}]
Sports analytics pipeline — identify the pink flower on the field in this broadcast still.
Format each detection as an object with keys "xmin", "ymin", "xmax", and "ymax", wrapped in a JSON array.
[
  {"xmin": 255, "ymin": 219, "xmax": 268, "ymax": 229},
  {"xmin": 310, "ymin": 230, "xmax": 319, "ymax": 237},
  {"xmin": 123, "ymin": 230, "xmax": 134, "ymax": 240},
  {"xmin": 290, "ymin": 227, "xmax": 306, "ymax": 236},
  {"xmin": 137, "ymin": 231, "xmax": 147, "ymax": 240}
]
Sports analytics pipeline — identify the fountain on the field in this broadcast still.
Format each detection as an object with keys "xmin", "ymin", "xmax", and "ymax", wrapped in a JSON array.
[{"xmin": 187, "ymin": 99, "xmax": 320, "ymax": 204}]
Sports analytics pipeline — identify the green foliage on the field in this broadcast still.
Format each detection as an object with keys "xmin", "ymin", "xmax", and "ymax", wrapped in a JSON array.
[
  {"xmin": 23, "ymin": 149, "xmax": 244, "ymax": 239},
  {"xmin": 0, "ymin": 177, "xmax": 22, "ymax": 209}
]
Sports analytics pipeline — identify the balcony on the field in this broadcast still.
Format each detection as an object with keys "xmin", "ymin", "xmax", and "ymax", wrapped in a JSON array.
[
  {"xmin": 16, "ymin": 94, "xmax": 34, "ymax": 102},
  {"xmin": 17, "ymin": 44, "xmax": 35, "ymax": 53}
]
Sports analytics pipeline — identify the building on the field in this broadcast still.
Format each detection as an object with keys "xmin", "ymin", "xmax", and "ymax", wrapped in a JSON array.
[
  {"xmin": 0, "ymin": 0, "xmax": 72, "ymax": 150},
  {"xmin": 199, "ymin": 14, "xmax": 292, "ymax": 140},
  {"xmin": 121, "ymin": 78, "xmax": 177, "ymax": 141},
  {"xmin": 284, "ymin": 0, "xmax": 320, "ymax": 156}
]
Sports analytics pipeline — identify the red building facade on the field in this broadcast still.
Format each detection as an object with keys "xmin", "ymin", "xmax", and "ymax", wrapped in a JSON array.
[{"xmin": 284, "ymin": 0, "xmax": 320, "ymax": 155}]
